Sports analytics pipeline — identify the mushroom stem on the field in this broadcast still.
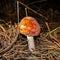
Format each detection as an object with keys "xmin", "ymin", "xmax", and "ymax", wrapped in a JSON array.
[{"xmin": 27, "ymin": 36, "xmax": 35, "ymax": 52}]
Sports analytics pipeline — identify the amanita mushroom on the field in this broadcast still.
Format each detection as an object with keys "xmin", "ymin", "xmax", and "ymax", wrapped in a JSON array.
[{"xmin": 18, "ymin": 16, "xmax": 40, "ymax": 52}]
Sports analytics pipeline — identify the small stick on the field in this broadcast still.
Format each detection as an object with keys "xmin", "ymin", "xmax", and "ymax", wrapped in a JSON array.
[
  {"xmin": 0, "ymin": 25, "xmax": 6, "ymax": 32},
  {"xmin": 45, "ymin": 22, "xmax": 60, "ymax": 47},
  {"xmin": 18, "ymin": 1, "xmax": 48, "ymax": 20},
  {"xmin": 17, "ymin": 1, "xmax": 19, "ymax": 23},
  {"xmin": 25, "ymin": 8, "xmax": 28, "ymax": 16},
  {"xmin": 0, "ymin": 30, "xmax": 19, "ymax": 55}
]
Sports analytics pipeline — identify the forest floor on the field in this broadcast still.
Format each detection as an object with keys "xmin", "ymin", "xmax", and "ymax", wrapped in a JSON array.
[{"xmin": 0, "ymin": 22, "xmax": 60, "ymax": 60}]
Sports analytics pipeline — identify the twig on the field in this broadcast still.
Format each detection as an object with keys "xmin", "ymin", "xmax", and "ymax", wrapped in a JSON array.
[
  {"xmin": 3, "ymin": 52, "xmax": 17, "ymax": 59},
  {"xmin": 47, "ymin": 54, "xmax": 54, "ymax": 60},
  {"xmin": 45, "ymin": 22, "xmax": 60, "ymax": 47},
  {"xmin": 0, "ymin": 32, "xmax": 11, "ymax": 44},
  {"xmin": 17, "ymin": 1, "xmax": 19, "ymax": 23},
  {"xmin": 25, "ymin": 8, "xmax": 28, "ymax": 16},
  {"xmin": 0, "ymin": 25, "xmax": 6, "ymax": 32},
  {"xmin": 18, "ymin": 1, "xmax": 48, "ymax": 20},
  {"xmin": 45, "ymin": 26, "xmax": 60, "ymax": 37},
  {"xmin": 41, "ymin": 47, "xmax": 60, "ymax": 51},
  {"xmin": 0, "ymin": 29, "xmax": 19, "ymax": 55}
]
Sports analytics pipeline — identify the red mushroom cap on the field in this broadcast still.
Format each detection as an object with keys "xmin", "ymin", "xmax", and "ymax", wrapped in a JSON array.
[{"xmin": 18, "ymin": 16, "xmax": 40, "ymax": 36}]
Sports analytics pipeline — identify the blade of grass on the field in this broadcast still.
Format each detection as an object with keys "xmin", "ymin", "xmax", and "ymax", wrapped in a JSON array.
[
  {"xmin": 0, "ymin": 19, "xmax": 9, "ymax": 26},
  {"xmin": 46, "ymin": 26, "xmax": 60, "ymax": 37}
]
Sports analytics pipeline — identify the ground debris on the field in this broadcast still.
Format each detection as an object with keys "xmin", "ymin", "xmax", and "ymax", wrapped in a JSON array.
[{"xmin": 0, "ymin": 24, "xmax": 60, "ymax": 60}]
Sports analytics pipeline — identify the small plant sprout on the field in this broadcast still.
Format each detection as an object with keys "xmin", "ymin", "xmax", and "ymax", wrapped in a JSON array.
[{"xmin": 18, "ymin": 16, "xmax": 40, "ymax": 53}]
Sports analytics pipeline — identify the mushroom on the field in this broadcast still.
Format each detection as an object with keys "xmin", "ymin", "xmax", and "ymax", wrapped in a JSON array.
[{"xmin": 18, "ymin": 16, "xmax": 40, "ymax": 52}]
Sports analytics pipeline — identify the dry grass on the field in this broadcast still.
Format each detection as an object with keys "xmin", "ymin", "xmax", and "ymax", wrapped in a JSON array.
[{"xmin": 0, "ymin": 23, "xmax": 60, "ymax": 60}]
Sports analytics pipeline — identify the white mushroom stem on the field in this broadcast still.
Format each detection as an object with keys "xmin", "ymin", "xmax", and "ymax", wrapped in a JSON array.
[{"xmin": 27, "ymin": 36, "xmax": 35, "ymax": 52}]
